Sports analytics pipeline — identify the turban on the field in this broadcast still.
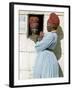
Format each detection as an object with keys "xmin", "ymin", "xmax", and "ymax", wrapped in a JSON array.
[{"xmin": 48, "ymin": 13, "xmax": 60, "ymax": 27}]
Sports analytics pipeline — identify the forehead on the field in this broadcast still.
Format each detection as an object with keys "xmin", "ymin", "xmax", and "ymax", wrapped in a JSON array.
[{"xmin": 29, "ymin": 16, "xmax": 39, "ymax": 21}]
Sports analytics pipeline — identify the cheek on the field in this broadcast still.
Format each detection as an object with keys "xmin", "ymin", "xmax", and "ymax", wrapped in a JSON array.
[
  {"xmin": 47, "ymin": 26, "xmax": 52, "ymax": 31},
  {"xmin": 30, "ymin": 23, "xmax": 39, "ymax": 28}
]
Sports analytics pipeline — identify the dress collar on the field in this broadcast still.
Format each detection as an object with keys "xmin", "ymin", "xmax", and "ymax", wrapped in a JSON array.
[{"xmin": 51, "ymin": 30, "xmax": 57, "ymax": 33}]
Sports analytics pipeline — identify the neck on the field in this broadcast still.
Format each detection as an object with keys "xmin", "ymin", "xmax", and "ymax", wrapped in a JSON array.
[
  {"xmin": 31, "ymin": 29, "xmax": 38, "ymax": 35},
  {"xmin": 32, "ymin": 33, "xmax": 37, "ymax": 35}
]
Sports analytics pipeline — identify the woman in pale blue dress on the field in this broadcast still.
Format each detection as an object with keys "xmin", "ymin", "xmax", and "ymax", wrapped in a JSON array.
[{"xmin": 33, "ymin": 13, "xmax": 60, "ymax": 78}]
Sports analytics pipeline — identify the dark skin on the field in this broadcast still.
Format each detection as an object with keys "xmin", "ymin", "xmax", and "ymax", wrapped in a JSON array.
[
  {"xmin": 39, "ymin": 22, "xmax": 58, "ymax": 40},
  {"xmin": 47, "ymin": 23, "xmax": 57, "ymax": 32}
]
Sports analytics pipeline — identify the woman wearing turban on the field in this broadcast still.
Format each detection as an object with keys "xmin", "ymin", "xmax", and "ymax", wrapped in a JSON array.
[{"xmin": 33, "ymin": 13, "xmax": 60, "ymax": 78}]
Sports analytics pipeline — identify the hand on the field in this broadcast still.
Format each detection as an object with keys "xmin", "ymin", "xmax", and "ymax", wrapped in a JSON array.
[
  {"xmin": 39, "ymin": 31, "xmax": 44, "ymax": 38},
  {"xmin": 38, "ymin": 31, "xmax": 44, "ymax": 41}
]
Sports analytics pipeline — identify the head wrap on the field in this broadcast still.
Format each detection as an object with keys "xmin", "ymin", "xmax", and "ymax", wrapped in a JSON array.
[{"xmin": 48, "ymin": 13, "xmax": 60, "ymax": 27}]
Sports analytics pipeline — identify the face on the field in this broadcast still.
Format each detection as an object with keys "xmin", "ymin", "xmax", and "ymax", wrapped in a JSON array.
[
  {"xmin": 29, "ymin": 16, "xmax": 39, "ymax": 33},
  {"xmin": 47, "ymin": 23, "xmax": 53, "ymax": 32}
]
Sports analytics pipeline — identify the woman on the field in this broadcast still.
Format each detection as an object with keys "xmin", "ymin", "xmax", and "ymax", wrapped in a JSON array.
[{"xmin": 33, "ymin": 13, "xmax": 60, "ymax": 78}]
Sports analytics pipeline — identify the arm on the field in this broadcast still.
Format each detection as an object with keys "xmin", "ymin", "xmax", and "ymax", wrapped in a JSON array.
[{"xmin": 35, "ymin": 33, "xmax": 54, "ymax": 51}]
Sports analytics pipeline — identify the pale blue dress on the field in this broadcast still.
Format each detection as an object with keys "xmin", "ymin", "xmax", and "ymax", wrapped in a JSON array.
[{"xmin": 33, "ymin": 32, "xmax": 59, "ymax": 78}]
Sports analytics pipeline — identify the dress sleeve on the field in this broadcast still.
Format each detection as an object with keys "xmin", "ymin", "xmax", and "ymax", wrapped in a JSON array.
[{"xmin": 35, "ymin": 33, "xmax": 54, "ymax": 51}]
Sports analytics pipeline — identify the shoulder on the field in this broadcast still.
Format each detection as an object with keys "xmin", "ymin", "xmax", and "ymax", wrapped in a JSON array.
[
  {"xmin": 45, "ymin": 32, "xmax": 53, "ymax": 36},
  {"xmin": 44, "ymin": 32, "xmax": 57, "ymax": 42},
  {"xmin": 44, "ymin": 32, "xmax": 54, "ymax": 39},
  {"xmin": 45, "ymin": 32, "xmax": 57, "ymax": 38}
]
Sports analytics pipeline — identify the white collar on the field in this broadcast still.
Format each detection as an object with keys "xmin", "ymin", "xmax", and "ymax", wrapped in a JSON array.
[{"xmin": 51, "ymin": 30, "xmax": 57, "ymax": 33}]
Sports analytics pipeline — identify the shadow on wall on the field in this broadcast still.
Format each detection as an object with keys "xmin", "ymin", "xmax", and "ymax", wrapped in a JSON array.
[{"xmin": 53, "ymin": 26, "xmax": 64, "ymax": 77}]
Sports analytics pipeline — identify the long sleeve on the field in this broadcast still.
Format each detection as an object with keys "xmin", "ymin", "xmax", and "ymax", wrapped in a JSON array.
[{"xmin": 35, "ymin": 32, "xmax": 54, "ymax": 51}]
